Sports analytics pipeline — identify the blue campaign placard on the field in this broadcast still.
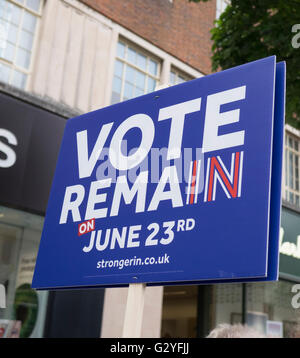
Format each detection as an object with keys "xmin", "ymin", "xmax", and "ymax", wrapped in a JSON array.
[
  {"xmin": 158, "ymin": 61, "xmax": 285, "ymax": 287},
  {"xmin": 32, "ymin": 56, "xmax": 285, "ymax": 290}
]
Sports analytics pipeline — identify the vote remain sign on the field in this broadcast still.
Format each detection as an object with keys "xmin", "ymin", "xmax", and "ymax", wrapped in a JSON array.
[{"xmin": 32, "ymin": 56, "xmax": 285, "ymax": 290}]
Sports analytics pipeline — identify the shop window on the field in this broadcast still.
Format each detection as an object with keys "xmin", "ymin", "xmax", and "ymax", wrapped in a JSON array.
[
  {"xmin": 161, "ymin": 281, "xmax": 300, "ymax": 338},
  {"xmin": 212, "ymin": 281, "xmax": 300, "ymax": 338},
  {"xmin": 213, "ymin": 283, "xmax": 243, "ymax": 329},
  {"xmin": 284, "ymin": 132, "xmax": 300, "ymax": 207},
  {"xmin": 111, "ymin": 40, "xmax": 160, "ymax": 104},
  {"xmin": 161, "ymin": 285, "xmax": 199, "ymax": 338},
  {"xmin": 0, "ymin": 205, "xmax": 47, "ymax": 338},
  {"xmin": 246, "ymin": 281, "xmax": 300, "ymax": 337},
  {"xmin": 0, "ymin": 0, "xmax": 43, "ymax": 90},
  {"xmin": 169, "ymin": 68, "xmax": 192, "ymax": 86}
]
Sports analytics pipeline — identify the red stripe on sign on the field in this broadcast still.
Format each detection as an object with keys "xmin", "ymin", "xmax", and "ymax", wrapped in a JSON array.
[
  {"xmin": 78, "ymin": 218, "xmax": 95, "ymax": 236},
  {"xmin": 189, "ymin": 160, "xmax": 197, "ymax": 204},
  {"xmin": 207, "ymin": 158, "xmax": 215, "ymax": 202},
  {"xmin": 233, "ymin": 152, "xmax": 240, "ymax": 197},
  {"xmin": 207, "ymin": 153, "xmax": 240, "ymax": 201}
]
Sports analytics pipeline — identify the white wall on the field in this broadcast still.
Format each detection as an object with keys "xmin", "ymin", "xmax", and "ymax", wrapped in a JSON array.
[{"xmin": 30, "ymin": 0, "xmax": 116, "ymax": 112}]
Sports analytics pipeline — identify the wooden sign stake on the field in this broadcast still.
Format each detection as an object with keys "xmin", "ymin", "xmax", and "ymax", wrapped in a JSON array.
[{"xmin": 122, "ymin": 283, "xmax": 146, "ymax": 338}]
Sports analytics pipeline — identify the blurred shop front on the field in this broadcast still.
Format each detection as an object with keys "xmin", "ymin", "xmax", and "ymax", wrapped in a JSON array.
[
  {"xmin": 161, "ymin": 203, "xmax": 300, "ymax": 338},
  {"xmin": 0, "ymin": 84, "xmax": 105, "ymax": 338}
]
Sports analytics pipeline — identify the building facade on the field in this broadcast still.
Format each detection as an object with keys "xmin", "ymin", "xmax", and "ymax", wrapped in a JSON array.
[{"xmin": 0, "ymin": 0, "xmax": 300, "ymax": 338}]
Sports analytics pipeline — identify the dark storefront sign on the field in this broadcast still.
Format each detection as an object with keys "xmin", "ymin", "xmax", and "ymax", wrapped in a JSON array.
[
  {"xmin": 0, "ymin": 90, "xmax": 66, "ymax": 214},
  {"xmin": 280, "ymin": 205, "xmax": 300, "ymax": 281},
  {"xmin": 0, "ymin": 87, "xmax": 105, "ymax": 338}
]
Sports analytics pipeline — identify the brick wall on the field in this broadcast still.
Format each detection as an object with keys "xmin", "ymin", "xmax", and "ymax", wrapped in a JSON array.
[{"xmin": 80, "ymin": 0, "xmax": 216, "ymax": 75}]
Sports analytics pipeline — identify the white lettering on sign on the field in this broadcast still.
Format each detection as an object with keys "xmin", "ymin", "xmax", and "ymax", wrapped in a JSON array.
[
  {"xmin": 77, "ymin": 122, "xmax": 113, "ymax": 179},
  {"xmin": 202, "ymin": 86, "xmax": 246, "ymax": 153},
  {"xmin": 59, "ymin": 185, "xmax": 85, "ymax": 224},
  {"xmin": 59, "ymin": 86, "xmax": 246, "ymax": 225},
  {"xmin": 110, "ymin": 171, "xmax": 148, "ymax": 217},
  {"xmin": 83, "ymin": 218, "xmax": 196, "ymax": 253},
  {"xmin": 109, "ymin": 114, "xmax": 155, "ymax": 170},
  {"xmin": 85, "ymin": 178, "xmax": 112, "ymax": 220},
  {"xmin": 158, "ymin": 98, "xmax": 202, "ymax": 160},
  {"xmin": 0, "ymin": 128, "xmax": 17, "ymax": 168},
  {"xmin": 148, "ymin": 166, "xmax": 183, "ymax": 211}
]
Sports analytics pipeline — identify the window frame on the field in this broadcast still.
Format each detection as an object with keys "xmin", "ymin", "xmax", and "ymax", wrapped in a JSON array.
[
  {"xmin": 284, "ymin": 128, "xmax": 300, "ymax": 207},
  {"xmin": 169, "ymin": 67, "xmax": 193, "ymax": 86},
  {"xmin": 111, "ymin": 39, "xmax": 161, "ymax": 104},
  {"xmin": 0, "ymin": 0, "xmax": 43, "ymax": 90}
]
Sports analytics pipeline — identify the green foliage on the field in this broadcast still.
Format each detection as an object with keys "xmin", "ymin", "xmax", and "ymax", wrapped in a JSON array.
[{"xmin": 190, "ymin": 0, "xmax": 300, "ymax": 128}]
